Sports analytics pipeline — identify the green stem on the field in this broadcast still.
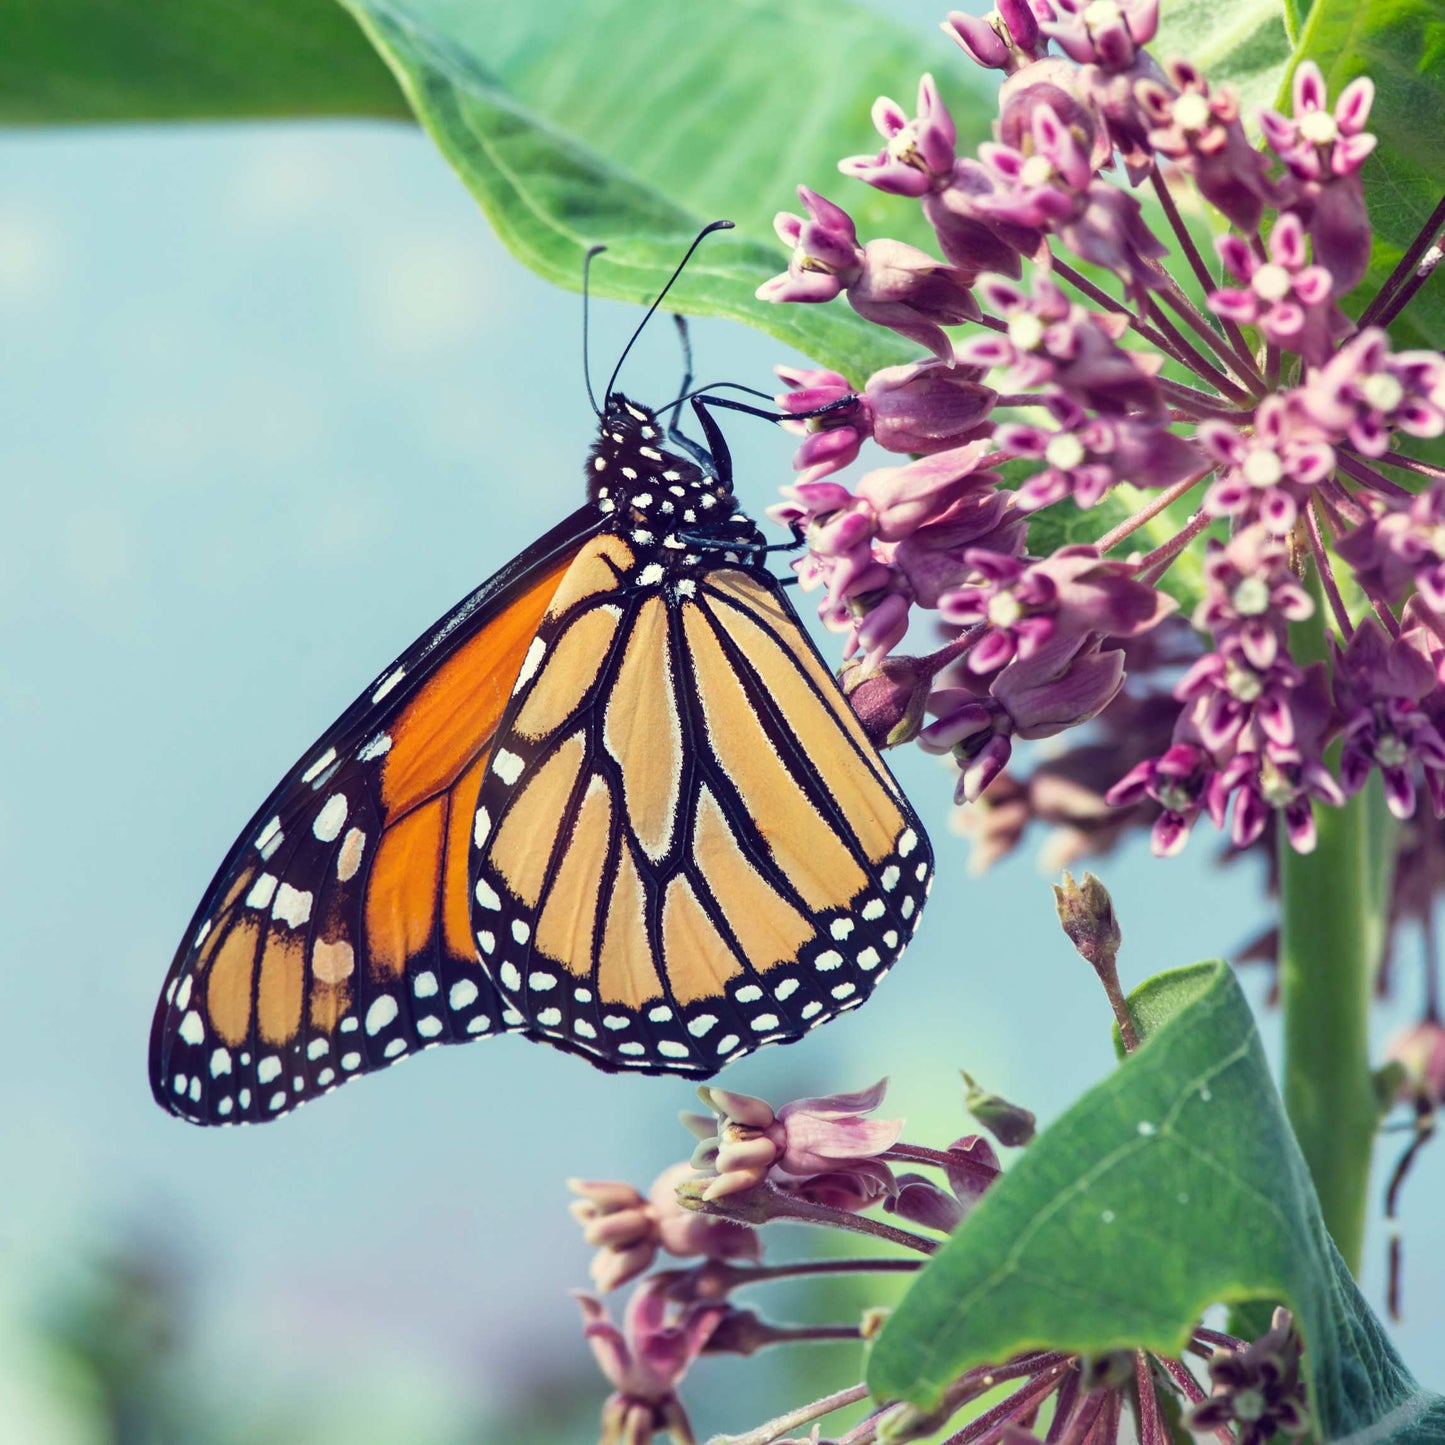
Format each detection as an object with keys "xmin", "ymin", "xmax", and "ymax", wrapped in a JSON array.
[
  {"xmin": 1278, "ymin": 793, "xmax": 1377, "ymax": 1274},
  {"xmin": 1279, "ymin": 572, "xmax": 1396, "ymax": 1274}
]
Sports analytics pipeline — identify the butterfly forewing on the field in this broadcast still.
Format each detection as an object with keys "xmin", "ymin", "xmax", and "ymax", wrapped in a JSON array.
[
  {"xmin": 466, "ymin": 409, "xmax": 933, "ymax": 1077},
  {"xmin": 150, "ymin": 509, "xmax": 598, "ymax": 1123}
]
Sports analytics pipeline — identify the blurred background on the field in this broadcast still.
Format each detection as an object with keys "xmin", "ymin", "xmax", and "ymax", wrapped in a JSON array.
[{"xmin": 1, "ymin": 70, "xmax": 1441, "ymax": 1445}]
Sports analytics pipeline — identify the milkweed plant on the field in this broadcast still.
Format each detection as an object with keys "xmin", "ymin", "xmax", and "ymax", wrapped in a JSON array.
[{"xmin": 558, "ymin": 1, "xmax": 1445, "ymax": 1441}]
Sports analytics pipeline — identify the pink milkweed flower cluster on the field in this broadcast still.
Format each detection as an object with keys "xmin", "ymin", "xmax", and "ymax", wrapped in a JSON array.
[
  {"xmin": 566, "ymin": 1057, "xmax": 1303, "ymax": 1445},
  {"xmin": 757, "ymin": 3, "xmax": 1445, "ymax": 864}
]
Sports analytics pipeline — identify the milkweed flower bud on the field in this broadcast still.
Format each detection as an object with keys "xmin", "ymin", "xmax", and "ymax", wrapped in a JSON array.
[{"xmin": 962, "ymin": 1070, "xmax": 1037, "ymax": 1147}]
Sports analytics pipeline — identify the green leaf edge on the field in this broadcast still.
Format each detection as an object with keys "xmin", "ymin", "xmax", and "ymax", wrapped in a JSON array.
[
  {"xmin": 334, "ymin": 0, "xmax": 916, "ymax": 384},
  {"xmin": 866, "ymin": 960, "xmax": 1443, "ymax": 1441}
]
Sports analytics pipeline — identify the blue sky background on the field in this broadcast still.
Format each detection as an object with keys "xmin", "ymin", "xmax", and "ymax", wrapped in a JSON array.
[{"xmin": 0, "ymin": 107, "xmax": 1441, "ymax": 1442}]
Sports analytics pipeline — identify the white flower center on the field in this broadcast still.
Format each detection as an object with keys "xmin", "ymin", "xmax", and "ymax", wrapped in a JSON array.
[
  {"xmin": 1233, "ymin": 1388, "xmax": 1268, "ymax": 1423},
  {"xmin": 1362, "ymin": 372, "xmax": 1404, "ymax": 413},
  {"xmin": 1158, "ymin": 780, "xmax": 1195, "ymax": 813},
  {"xmin": 1045, "ymin": 433, "xmax": 1087, "ymax": 470},
  {"xmin": 1376, "ymin": 734, "xmax": 1410, "ymax": 768},
  {"xmin": 1172, "ymin": 93, "xmax": 1211, "ymax": 133},
  {"xmin": 1232, "ymin": 577, "xmax": 1272, "ymax": 616},
  {"xmin": 1083, "ymin": 0, "xmax": 1123, "ymax": 28},
  {"xmin": 1242, "ymin": 448, "xmax": 1284, "ymax": 487},
  {"xmin": 1226, "ymin": 658, "xmax": 1263, "ymax": 702},
  {"xmin": 1252, "ymin": 263, "xmax": 1292, "ymax": 302},
  {"xmin": 1009, "ymin": 312, "xmax": 1045, "ymax": 352},
  {"xmin": 1299, "ymin": 109, "xmax": 1339, "ymax": 146},
  {"xmin": 888, "ymin": 124, "xmax": 923, "ymax": 168},
  {"xmin": 1020, "ymin": 153, "xmax": 1056, "ymax": 188},
  {"xmin": 988, "ymin": 592, "xmax": 1024, "ymax": 628},
  {"xmin": 1260, "ymin": 756, "xmax": 1297, "ymax": 806}
]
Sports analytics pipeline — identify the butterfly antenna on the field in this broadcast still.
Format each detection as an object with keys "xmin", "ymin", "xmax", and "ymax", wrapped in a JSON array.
[
  {"xmin": 582, "ymin": 244, "xmax": 607, "ymax": 416},
  {"xmin": 604, "ymin": 219, "xmax": 734, "ymax": 405}
]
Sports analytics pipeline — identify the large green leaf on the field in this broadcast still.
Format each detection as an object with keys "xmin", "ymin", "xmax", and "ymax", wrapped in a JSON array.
[
  {"xmin": 1289, "ymin": 0, "xmax": 1445, "ymax": 350},
  {"xmin": 0, "ymin": 0, "xmax": 408, "ymax": 121},
  {"xmin": 867, "ymin": 961, "xmax": 1445, "ymax": 1441},
  {"xmin": 333, "ymin": 0, "xmax": 996, "ymax": 383}
]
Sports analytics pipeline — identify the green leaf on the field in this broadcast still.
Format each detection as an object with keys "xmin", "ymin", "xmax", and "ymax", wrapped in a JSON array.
[
  {"xmin": 0, "ymin": 0, "xmax": 408, "ymax": 122},
  {"xmin": 1288, "ymin": 0, "xmax": 1445, "ymax": 349},
  {"xmin": 334, "ymin": 0, "xmax": 997, "ymax": 382},
  {"xmin": 867, "ymin": 960, "xmax": 1445, "ymax": 1441},
  {"xmin": 1155, "ymin": 0, "xmax": 1294, "ymax": 124}
]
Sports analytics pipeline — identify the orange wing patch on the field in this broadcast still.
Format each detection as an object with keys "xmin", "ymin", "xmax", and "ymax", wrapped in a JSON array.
[
  {"xmin": 604, "ymin": 596, "xmax": 681, "ymax": 861},
  {"xmin": 692, "ymin": 789, "xmax": 811, "ymax": 971},
  {"xmin": 534, "ymin": 776, "xmax": 612, "ymax": 975},
  {"xmin": 541, "ymin": 536, "xmax": 633, "ymax": 620},
  {"xmin": 596, "ymin": 843, "xmax": 663, "ymax": 1010},
  {"xmin": 681, "ymin": 602, "xmax": 866, "ymax": 908},
  {"xmin": 381, "ymin": 557, "xmax": 573, "ymax": 814},
  {"xmin": 704, "ymin": 588, "xmax": 906, "ymax": 865}
]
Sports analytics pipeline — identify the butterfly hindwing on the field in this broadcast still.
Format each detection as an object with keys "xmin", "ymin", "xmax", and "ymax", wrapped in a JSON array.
[
  {"xmin": 150, "ymin": 509, "xmax": 598, "ymax": 1123},
  {"xmin": 468, "ymin": 528, "xmax": 933, "ymax": 1077},
  {"xmin": 155, "ymin": 390, "xmax": 936, "ymax": 1124}
]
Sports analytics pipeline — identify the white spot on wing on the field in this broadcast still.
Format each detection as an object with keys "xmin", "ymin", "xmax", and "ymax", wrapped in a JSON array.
[
  {"xmin": 313, "ymin": 793, "xmax": 348, "ymax": 843},
  {"xmin": 247, "ymin": 873, "xmax": 279, "ymax": 910},
  {"xmin": 372, "ymin": 667, "xmax": 405, "ymax": 702},
  {"xmin": 256, "ymin": 816, "xmax": 283, "ymax": 856},
  {"xmin": 516, "ymin": 637, "xmax": 546, "ymax": 691},
  {"xmin": 272, "ymin": 883, "xmax": 313, "ymax": 929},
  {"xmin": 413, "ymin": 971, "xmax": 438, "ymax": 998},
  {"xmin": 302, "ymin": 748, "xmax": 337, "ymax": 784},
  {"xmin": 450, "ymin": 979, "xmax": 479, "ymax": 1011},
  {"xmin": 474, "ymin": 807, "xmax": 491, "ymax": 847},
  {"xmin": 493, "ymin": 750, "xmax": 524, "ymax": 785},
  {"xmin": 475, "ymin": 878, "xmax": 501, "ymax": 911},
  {"xmin": 337, "ymin": 828, "xmax": 366, "ymax": 882},
  {"xmin": 357, "ymin": 733, "xmax": 392, "ymax": 762},
  {"xmin": 365, "ymin": 995, "xmax": 399, "ymax": 1035}
]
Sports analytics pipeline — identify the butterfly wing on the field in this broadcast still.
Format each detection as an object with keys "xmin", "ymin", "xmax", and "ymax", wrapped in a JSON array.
[
  {"xmin": 467, "ymin": 554, "xmax": 933, "ymax": 1075},
  {"xmin": 150, "ymin": 507, "xmax": 600, "ymax": 1124}
]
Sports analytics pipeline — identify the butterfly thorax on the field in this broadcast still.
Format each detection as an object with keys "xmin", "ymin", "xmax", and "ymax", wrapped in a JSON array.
[{"xmin": 587, "ymin": 394, "xmax": 765, "ymax": 577}]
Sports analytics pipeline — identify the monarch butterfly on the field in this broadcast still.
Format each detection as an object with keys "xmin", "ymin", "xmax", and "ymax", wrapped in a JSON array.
[{"xmin": 150, "ymin": 227, "xmax": 933, "ymax": 1125}]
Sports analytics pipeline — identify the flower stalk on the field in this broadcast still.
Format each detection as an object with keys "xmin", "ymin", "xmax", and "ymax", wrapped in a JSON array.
[{"xmin": 1278, "ymin": 566, "xmax": 1394, "ymax": 1272}]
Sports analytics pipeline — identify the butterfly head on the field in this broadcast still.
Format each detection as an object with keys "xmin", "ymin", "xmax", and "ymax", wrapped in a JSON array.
[{"xmin": 588, "ymin": 393, "xmax": 735, "ymax": 526}]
